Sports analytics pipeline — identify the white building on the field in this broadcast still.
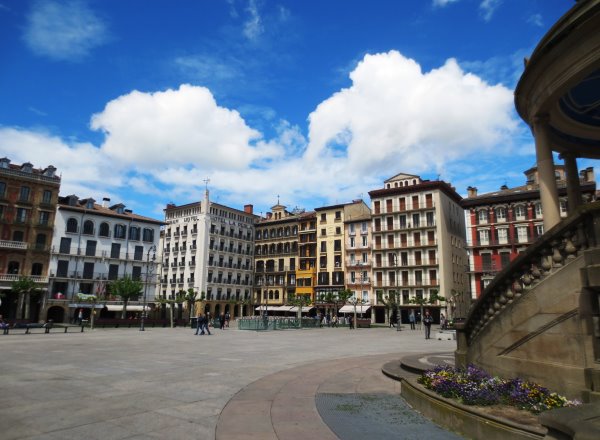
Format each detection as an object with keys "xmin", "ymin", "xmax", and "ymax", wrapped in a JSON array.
[
  {"xmin": 161, "ymin": 189, "xmax": 257, "ymax": 319},
  {"xmin": 46, "ymin": 195, "xmax": 163, "ymax": 323}
]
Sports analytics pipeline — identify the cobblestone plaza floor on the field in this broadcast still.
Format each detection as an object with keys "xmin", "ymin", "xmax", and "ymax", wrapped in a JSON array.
[{"xmin": 0, "ymin": 325, "xmax": 458, "ymax": 439}]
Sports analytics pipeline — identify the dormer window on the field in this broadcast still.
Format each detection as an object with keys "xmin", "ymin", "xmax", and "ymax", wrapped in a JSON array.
[
  {"xmin": 21, "ymin": 162, "xmax": 33, "ymax": 173},
  {"xmin": 42, "ymin": 166, "xmax": 56, "ymax": 177},
  {"xmin": 86, "ymin": 199, "xmax": 95, "ymax": 209},
  {"xmin": 0, "ymin": 158, "xmax": 9, "ymax": 169}
]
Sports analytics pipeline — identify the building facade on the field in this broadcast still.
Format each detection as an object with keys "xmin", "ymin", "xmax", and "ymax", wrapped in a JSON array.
[
  {"xmin": 369, "ymin": 173, "xmax": 468, "ymax": 323},
  {"xmin": 161, "ymin": 190, "xmax": 257, "ymax": 319},
  {"xmin": 463, "ymin": 165, "xmax": 596, "ymax": 298},
  {"xmin": 0, "ymin": 158, "xmax": 60, "ymax": 320},
  {"xmin": 296, "ymin": 211, "xmax": 317, "ymax": 302},
  {"xmin": 45, "ymin": 195, "xmax": 163, "ymax": 323},
  {"xmin": 253, "ymin": 204, "xmax": 301, "ymax": 313}
]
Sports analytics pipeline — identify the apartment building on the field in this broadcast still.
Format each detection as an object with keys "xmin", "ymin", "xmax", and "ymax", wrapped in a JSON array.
[
  {"xmin": 314, "ymin": 201, "xmax": 371, "ymax": 306},
  {"xmin": 161, "ymin": 189, "xmax": 257, "ymax": 319},
  {"xmin": 369, "ymin": 173, "xmax": 468, "ymax": 323},
  {"xmin": 253, "ymin": 203, "xmax": 301, "ymax": 312},
  {"xmin": 46, "ymin": 195, "xmax": 163, "ymax": 323},
  {"xmin": 343, "ymin": 203, "xmax": 373, "ymax": 320},
  {"xmin": 463, "ymin": 165, "xmax": 596, "ymax": 298},
  {"xmin": 0, "ymin": 158, "xmax": 60, "ymax": 320},
  {"xmin": 296, "ymin": 211, "xmax": 317, "ymax": 302}
]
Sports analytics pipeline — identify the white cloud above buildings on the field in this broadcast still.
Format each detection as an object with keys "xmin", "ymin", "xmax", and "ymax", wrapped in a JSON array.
[
  {"xmin": 305, "ymin": 51, "xmax": 518, "ymax": 177},
  {"xmin": 0, "ymin": 50, "xmax": 520, "ymax": 214},
  {"xmin": 479, "ymin": 0, "xmax": 501, "ymax": 22},
  {"xmin": 23, "ymin": 0, "xmax": 109, "ymax": 61}
]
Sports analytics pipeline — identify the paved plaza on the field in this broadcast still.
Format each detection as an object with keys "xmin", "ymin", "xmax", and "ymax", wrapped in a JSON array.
[{"xmin": 0, "ymin": 325, "xmax": 457, "ymax": 439}]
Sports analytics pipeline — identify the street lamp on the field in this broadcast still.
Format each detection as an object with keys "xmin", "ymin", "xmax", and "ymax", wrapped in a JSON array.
[{"xmin": 140, "ymin": 244, "xmax": 156, "ymax": 331}]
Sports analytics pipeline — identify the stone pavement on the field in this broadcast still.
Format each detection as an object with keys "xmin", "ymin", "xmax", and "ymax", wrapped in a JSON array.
[{"xmin": 0, "ymin": 325, "xmax": 457, "ymax": 439}]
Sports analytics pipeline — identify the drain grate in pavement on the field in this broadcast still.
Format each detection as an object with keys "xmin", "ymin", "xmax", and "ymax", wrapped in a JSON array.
[{"xmin": 315, "ymin": 393, "xmax": 464, "ymax": 440}]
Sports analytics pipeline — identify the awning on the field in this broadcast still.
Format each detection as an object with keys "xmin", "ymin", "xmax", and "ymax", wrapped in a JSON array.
[
  {"xmin": 338, "ymin": 305, "xmax": 371, "ymax": 314},
  {"xmin": 68, "ymin": 303, "xmax": 105, "ymax": 309},
  {"xmin": 289, "ymin": 306, "xmax": 315, "ymax": 313},
  {"xmin": 105, "ymin": 305, "xmax": 151, "ymax": 312}
]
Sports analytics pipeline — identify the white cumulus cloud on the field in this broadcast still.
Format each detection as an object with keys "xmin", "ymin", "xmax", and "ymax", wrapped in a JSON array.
[
  {"xmin": 90, "ymin": 84, "xmax": 269, "ymax": 170},
  {"xmin": 305, "ymin": 51, "xmax": 518, "ymax": 178},
  {"xmin": 23, "ymin": 0, "xmax": 109, "ymax": 61},
  {"xmin": 432, "ymin": 0, "xmax": 461, "ymax": 7}
]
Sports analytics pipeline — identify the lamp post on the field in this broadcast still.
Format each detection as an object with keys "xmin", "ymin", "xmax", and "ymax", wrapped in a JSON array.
[{"xmin": 140, "ymin": 244, "xmax": 156, "ymax": 331}]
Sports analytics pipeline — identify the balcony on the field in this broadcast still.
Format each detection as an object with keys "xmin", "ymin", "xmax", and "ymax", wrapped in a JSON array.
[
  {"xmin": 0, "ymin": 274, "xmax": 48, "ymax": 283},
  {"xmin": 0, "ymin": 240, "xmax": 28, "ymax": 250}
]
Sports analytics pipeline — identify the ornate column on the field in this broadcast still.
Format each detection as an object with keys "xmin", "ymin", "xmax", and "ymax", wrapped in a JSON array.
[
  {"xmin": 560, "ymin": 152, "xmax": 582, "ymax": 213},
  {"xmin": 533, "ymin": 115, "xmax": 561, "ymax": 230}
]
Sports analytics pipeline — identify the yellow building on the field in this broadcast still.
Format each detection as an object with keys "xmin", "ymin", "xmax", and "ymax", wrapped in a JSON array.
[{"xmin": 296, "ymin": 211, "xmax": 317, "ymax": 301}]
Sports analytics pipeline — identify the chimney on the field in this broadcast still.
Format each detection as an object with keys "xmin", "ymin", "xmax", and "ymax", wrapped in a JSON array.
[
  {"xmin": 467, "ymin": 186, "xmax": 478, "ymax": 198},
  {"xmin": 124, "ymin": 209, "xmax": 133, "ymax": 214},
  {"xmin": 526, "ymin": 179, "xmax": 534, "ymax": 190},
  {"xmin": 585, "ymin": 167, "xmax": 595, "ymax": 182},
  {"xmin": 500, "ymin": 184, "xmax": 508, "ymax": 191},
  {"xmin": 102, "ymin": 197, "xmax": 110, "ymax": 208},
  {"xmin": 244, "ymin": 204, "xmax": 254, "ymax": 214}
]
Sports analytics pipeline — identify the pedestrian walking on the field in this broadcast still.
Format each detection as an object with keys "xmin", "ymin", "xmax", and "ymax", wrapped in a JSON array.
[
  {"xmin": 220, "ymin": 313, "xmax": 226, "ymax": 330},
  {"xmin": 202, "ymin": 314, "xmax": 212, "ymax": 335},
  {"xmin": 348, "ymin": 315, "xmax": 353, "ymax": 330},
  {"xmin": 194, "ymin": 311, "xmax": 202, "ymax": 335},
  {"xmin": 409, "ymin": 310, "xmax": 416, "ymax": 330},
  {"xmin": 225, "ymin": 312, "xmax": 230, "ymax": 328},
  {"xmin": 423, "ymin": 310, "xmax": 433, "ymax": 340}
]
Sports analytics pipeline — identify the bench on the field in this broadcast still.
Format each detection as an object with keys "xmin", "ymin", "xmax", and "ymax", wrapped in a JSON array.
[
  {"xmin": 356, "ymin": 318, "xmax": 372, "ymax": 328},
  {"xmin": 3, "ymin": 321, "xmax": 77, "ymax": 334}
]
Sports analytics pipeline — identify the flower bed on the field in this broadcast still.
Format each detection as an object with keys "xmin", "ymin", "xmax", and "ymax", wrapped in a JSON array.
[{"xmin": 418, "ymin": 364, "xmax": 581, "ymax": 414}]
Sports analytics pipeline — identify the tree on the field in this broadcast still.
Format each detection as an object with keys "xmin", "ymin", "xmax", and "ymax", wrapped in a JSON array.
[
  {"xmin": 109, "ymin": 276, "xmax": 143, "ymax": 319},
  {"xmin": 346, "ymin": 289, "xmax": 367, "ymax": 329},
  {"xmin": 287, "ymin": 293, "xmax": 311, "ymax": 327},
  {"xmin": 376, "ymin": 291, "xmax": 399, "ymax": 325},
  {"xmin": 409, "ymin": 289, "xmax": 445, "ymax": 329},
  {"xmin": 11, "ymin": 276, "xmax": 42, "ymax": 320},
  {"xmin": 183, "ymin": 288, "xmax": 205, "ymax": 321},
  {"xmin": 154, "ymin": 296, "xmax": 176, "ymax": 328}
]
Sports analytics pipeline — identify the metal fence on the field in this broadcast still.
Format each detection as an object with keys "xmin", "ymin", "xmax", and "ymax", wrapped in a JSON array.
[{"xmin": 237, "ymin": 317, "xmax": 320, "ymax": 331}]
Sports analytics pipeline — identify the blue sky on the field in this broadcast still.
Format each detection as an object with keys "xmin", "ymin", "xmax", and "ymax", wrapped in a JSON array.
[{"xmin": 0, "ymin": 0, "xmax": 593, "ymax": 220}]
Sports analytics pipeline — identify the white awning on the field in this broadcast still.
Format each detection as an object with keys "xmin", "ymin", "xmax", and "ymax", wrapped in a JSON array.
[
  {"xmin": 105, "ymin": 305, "xmax": 151, "ymax": 312},
  {"xmin": 289, "ymin": 306, "xmax": 315, "ymax": 313},
  {"xmin": 68, "ymin": 303, "xmax": 105, "ymax": 309},
  {"xmin": 338, "ymin": 305, "xmax": 371, "ymax": 314}
]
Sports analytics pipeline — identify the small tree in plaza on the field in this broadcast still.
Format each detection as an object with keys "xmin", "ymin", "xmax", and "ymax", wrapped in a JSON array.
[
  {"xmin": 183, "ymin": 288, "xmax": 205, "ymax": 321},
  {"xmin": 409, "ymin": 289, "xmax": 445, "ymax": 328},
  {"xmin": 376, "ymin": 290, "xmax": 400, "ymax": 325},
  {"xmin": 287, "ymin": 293, "xmax": 311, "ymax": 327},
  {"xmin": 11, "ymin": 276, "xmax": 43, "ymax": 320},
  {"xmin": 109, "ymin": 276, "xmax": 143, "ymax": 319},
  {"xmin": 334, "ymin": 288, "xmax": 354, "ymax": 327}
]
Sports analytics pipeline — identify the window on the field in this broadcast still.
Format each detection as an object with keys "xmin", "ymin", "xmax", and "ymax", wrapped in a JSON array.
[
  {"xmin": 19, "ymin": 186, "xmax": 30, "ymax": 202},
  {"xmin": 83, "ymin": 220, "xmax": 94, "ymax": 235},
  {"xmin": 362, "ymin": 252, "xmax": 368, "ymax": 263},
  {"xmin": 42, "ymin": 190, "xmax": 52, "ymax": 204},
  {"xmin": 0, "ymin": 181, "xmax": 5, "ymax": 197},
  {"xmin": 517, "ymin": 226, "xmax": 529, "ymax": 243},
  {"xmin": 349, "ymin": 224, "xmax": 355, "ymax": 234},
  {"xmin": 335, "ymin": 226, "xmax": 341, "ymax": 234},
  {"xmin": 108, "ymin": 264, "xmax": 119, "ymax": 280},
  {"xmin": 535, "ymin": 203, "xmax": 543, "ymax": 219},
  {"xmin": 66, "ymin": 218, "xmax": 78, "ymax": 233},
  {"xmin": 57, "ymin": 260, "xmax": 69, "ymax": 277},
  {"xmin": 496, "ymin": 207, "xmax": 506, "ymax": 222},
  {"xmin": 399, "ymin": 215, "xmax": 407, "ymax": 229},
  {"xmin": 535, "ymin": 224, "xmax": 544, "ymax": 238},
  {"xmin": 0, "ymin": 205, "xmax": 3, "ymax": 220},
  {"xmin": 132, "ymin": 266, "xmax": 142, "ymax": 281},
  {"xmin": 320, "ymin": 213, "xmax": 326, "ymax": 222},
  {"xmin": 99, "ymin": 222, "xmax": 110, "ymax": 237},
  {"xmin": 412, "ymin": 213, "xmax": 420, "ymax": 228},
  {"xmin": 39, "ymin": 211, "xmax": 50, "ymax": 226},
  {"xmin": 361, "ymin": 222, "xmax": 368, "ymax": 233},
  {"xmin": 497, "ymin": 228, "xmax": 508, "ymax": 244},
  {"xmin": 320, "ymin": 241, "xmax": 326, "ymax": 252},
  {"xmin": 350, "ymin": 237, "xmax": 355, "ymax": 248},
  {"xmin": 16, "ymin": 208, "xmax": 27, "ymax": 223},
  {"xmin": 560, "ymin": 200, "xmax": 568, "ymax": 215},
  {"xmin": 86, "ymin": 240, "xmax": 97, "ymax": 257},
  {"xmin": 59, "ymin": 237, "xmax": 71, "ymax": 254},
  {"xmin": 478, "ymin": 209, "xmax": 488, "ymax": 224},
  {"xmin": 111, "ymin": 243, "xmax": 121, "ymax": 259},
  {"xmin": 481, "ymin": 253, "xmax": 493, "ymax": 271},
  {"xmin": 500, "ymin": 253, "xmax": 511, "ymax": 269},
  {"xmin": 35, "ymin": 233, "xmax": 46, "ymax": 250},
  {"xmin": 426, "ymin": 212, "xmax": 434, "ymax": 227},
  {"xmin": 83, "ymin": 262, "xmax": 94, "ymax": 279},
  {"xmin": 514, "ymin": 205, "xmax": 526, "ymax": 220},
  {"xmin": 142, "ymin": 228, "xmax": 154, "ymax": 242},
  {"xmin": 321, "ymin": 228, "xmax": 326, "ymax": 236},
  {"xmin": 134, "ymin": 246, "xmax": 143, "ymax": 261},
  {"xmin": 478, "ymin": 229, "xmax": 489, "ymax": 245},
  {"xmin": 362, "ymin": 235, "xmax": 367, "ymax": 247},
  {"xmin": 129, "ymin": 226, "xmax": 140, "ymax": 241},
  {"xmin": 335, "ymin": 211, "xmax": 341, "ymax": 220},
  {"xmin": 114, "ymin": 224, "xmax": 126, "ymax": 239}
]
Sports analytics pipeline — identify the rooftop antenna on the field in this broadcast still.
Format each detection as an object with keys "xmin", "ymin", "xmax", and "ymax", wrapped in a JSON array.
[
  {"xmin": 277, "ymin": 194, "xmax": 280, "ymax": 205},
  {"xmin": 203, "ymin": 177, "xmax": 210, "ymax": 191}
]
